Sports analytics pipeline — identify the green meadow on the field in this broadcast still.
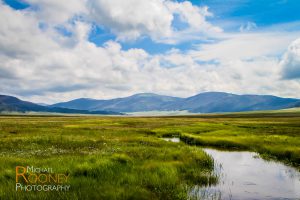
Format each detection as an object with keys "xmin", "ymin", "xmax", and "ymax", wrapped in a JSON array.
[{"xmin": 0, "ymin": 111, "xmax": 299, "ymax": 199}]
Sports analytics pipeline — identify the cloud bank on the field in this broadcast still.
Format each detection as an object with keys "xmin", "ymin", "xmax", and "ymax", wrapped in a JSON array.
[{"xmin": 0, "ymin": 0, "xmax": 300, "ymax": 103}]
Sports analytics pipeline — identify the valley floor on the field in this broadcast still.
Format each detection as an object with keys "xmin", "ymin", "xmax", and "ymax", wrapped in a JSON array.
[{"xmin": 0, "ymin": 112, "xmax": 299, "ymax": 199}]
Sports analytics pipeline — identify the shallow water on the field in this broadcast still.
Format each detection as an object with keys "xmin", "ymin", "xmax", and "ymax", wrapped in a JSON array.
[
  {"xmin": 162, "ymin": 137, "xmax": 180, "ymax": 143},
  {"xmin": 190, "ymin": 149, "xmax": 300, "ymax": 200}
]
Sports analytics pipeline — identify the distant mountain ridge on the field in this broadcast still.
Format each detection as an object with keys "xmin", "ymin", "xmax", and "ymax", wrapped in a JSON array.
[
  {"xmin": 51, "ymin": 92, "xmax": 300, "ymax": 113},
  {"xmin": 52, "ymin": 93, "xmax": 182, "ymax": 112},
  {"xmin": 0, "ymin": 95, "xmax": 122, "ymax": 115}
]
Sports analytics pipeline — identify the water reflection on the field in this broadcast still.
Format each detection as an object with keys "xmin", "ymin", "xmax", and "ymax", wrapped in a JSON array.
[{"xmin": 190, "ymin": 149, "xmax": 300, "ymax": 200}]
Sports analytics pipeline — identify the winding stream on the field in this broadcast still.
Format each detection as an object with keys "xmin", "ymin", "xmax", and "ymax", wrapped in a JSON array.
[
  {"xmin": 162, "ymin": 137, "xmax": 300, "ymax": 200},
  {"xmin": 191, "ymin": 148, "xmax": 300, "ymax": 200}
]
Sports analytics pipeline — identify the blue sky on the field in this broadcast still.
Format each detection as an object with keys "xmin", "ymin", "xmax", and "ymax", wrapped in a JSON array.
[
  {"xmin": 3, "ymin": 0, "xmax": 300, "ymax": 53},
  {"xmin": 93, "ymin": 0, "xmax": 298, "ymax": 54},
  {"xmin": 1, "ymin": 0, "xmax": 300, "ymax": 103},
  {"xmin": 197, "ymin": 0, "xmax": 300, "ymax": 26},
  {"xmin": 75, "ymin": 0, "xmax": 299, "ymax": 54},
  {"xmin": 85, "ymin": 0, "xmax": 300, "ymax": 53}
]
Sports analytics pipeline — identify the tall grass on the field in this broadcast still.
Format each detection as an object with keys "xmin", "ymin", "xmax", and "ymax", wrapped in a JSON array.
[
  {"xmin": 0, "ymin": 112, "xmax": 299, "ymax": 199},
  {"xmin": 0, "ymin": 116, "xmax": 216, "ymax": 200}
]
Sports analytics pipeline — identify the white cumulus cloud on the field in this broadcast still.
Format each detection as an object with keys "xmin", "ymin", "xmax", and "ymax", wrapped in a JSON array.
[
  {"xmin": 86, "ymin": 0, "xmax": 221, "ymax": 43},
  {"xmin": 281, "ymin": 38, "xmax": 300, "ymax": 79}
]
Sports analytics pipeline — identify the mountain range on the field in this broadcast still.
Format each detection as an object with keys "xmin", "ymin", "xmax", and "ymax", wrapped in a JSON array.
[
  {"xmin": 1, "ymin": 92, "xmax": 299, "ymax": 115},
  {"xmin": 51, "ymin": 92, "xmax": 300, "ymax": 113},
  {"xmin": 0, "ymin": 95, "xmax": 122, "ymax": 115}
]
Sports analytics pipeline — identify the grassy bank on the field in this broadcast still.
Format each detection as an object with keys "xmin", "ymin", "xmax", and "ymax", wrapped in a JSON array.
[
  {"xmin": 0, "ymin": 112, "xmax": 299, "ymax": 199},
  {"xmin": 159, "ymin": 112, "xmax": 300, "ymax": 167},
  {"xmin": 176, "ymin": 114, "xmax": 300, "ymax": 167}
]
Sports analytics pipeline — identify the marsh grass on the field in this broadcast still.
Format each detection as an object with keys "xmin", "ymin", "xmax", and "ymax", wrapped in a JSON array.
[
  {"xmin": 0, "ymin": 112, "xmax": 299, "ymax": 199},
  {"xmin": 0, "ymin": 116, "xmax": 216, "ymax": 200}
]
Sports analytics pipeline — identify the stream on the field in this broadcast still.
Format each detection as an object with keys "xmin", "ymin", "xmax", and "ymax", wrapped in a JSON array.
[
  {"xmin": 162, "ymin": 137, "xmax": 300, "ymax": 200},
  {"xmin": 191, "ymin": 148, "xmax": 300, "ymax": 200}
]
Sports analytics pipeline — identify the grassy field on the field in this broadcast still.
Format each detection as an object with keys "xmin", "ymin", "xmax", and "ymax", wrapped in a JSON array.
[{"xmin": 0, "ymin": 112, "xmax": 299, "ymax": 199}]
